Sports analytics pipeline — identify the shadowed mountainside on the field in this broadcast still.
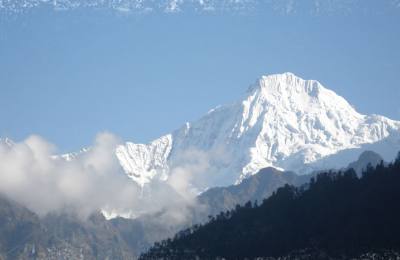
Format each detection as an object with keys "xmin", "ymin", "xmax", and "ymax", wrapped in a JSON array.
[{"xmin": 141, "ymin": 153, "xmax": 400, "ymax": 259}]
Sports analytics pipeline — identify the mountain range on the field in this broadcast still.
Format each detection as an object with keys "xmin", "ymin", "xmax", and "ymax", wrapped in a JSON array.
[
  {"xmin": 115, "ymin": 72, "xmax": 400, "ymax": 191},
  {"xmin": 3, "ymin": 72, "xmax": 399, "ymax": 220}
]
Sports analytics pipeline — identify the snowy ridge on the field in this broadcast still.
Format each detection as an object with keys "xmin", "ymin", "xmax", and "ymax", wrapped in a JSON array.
[
  {"xmin": 57, "ymin": 147, "xmax": 91, "ymax": 161},
  {"xmin": 115, "ymin": 72, "xmax": 400, "ymax": 189},
  {"xmin": 115, "ymin": 134, "xmax": 172, "ymax": 187}
]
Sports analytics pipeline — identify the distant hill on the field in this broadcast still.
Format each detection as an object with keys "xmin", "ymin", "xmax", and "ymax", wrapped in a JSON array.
[
  {"xmin": 347, "ymin": 150, "xmax": 384, "ymax": 175},
  {"xmin": 198, "ymin": 150, "xmax": 385, "ymax": 219},
  {"xmin": 197, "ymin": 167, "xmax": 311, "ymax": 218}
]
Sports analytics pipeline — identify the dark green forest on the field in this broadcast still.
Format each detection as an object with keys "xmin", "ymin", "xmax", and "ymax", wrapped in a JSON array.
[{"xmin": 141, "ymin": 153, "xmax": 400, "ymax": 259}]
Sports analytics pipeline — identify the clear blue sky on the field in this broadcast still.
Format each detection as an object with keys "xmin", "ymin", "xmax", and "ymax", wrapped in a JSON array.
[{"xmin": 0, "ymin": 1, "xmax": 399, "ymax": 152}]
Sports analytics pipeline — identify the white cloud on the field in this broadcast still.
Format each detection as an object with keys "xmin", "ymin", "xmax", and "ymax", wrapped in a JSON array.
[
  {"xmin": 0, "ymin": 133, "xmax": 212, "ymax": 227},
  {"xmin": 0, "ymin": 133, "xmax": 143, "ymax": 219}
]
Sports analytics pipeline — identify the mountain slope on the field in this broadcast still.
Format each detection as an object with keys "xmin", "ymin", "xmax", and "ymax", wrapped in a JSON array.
[
  {"xmin": 141, "ymin": 155, "xmax": 400, "ymax": 259},
  {"xmin": 106, "ymin": 167, "xmax": 312, "ymax": 255},
  {"xmin": 114, "ymin": 152, "xmax": 384, "ymax": 255},
  {"xmin": 116, "ymin": 73, "xmax": 400, "ymax": 190}
]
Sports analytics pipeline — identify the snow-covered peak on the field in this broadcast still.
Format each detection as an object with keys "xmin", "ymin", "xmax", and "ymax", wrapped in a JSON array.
[
  {"xmin": 249, "ymin": 72, "xmax": 355, "ymax": 112},
  {"xmin": 235, "ymin": 73, "xmax": 363, "ymax": 144},
  {"xmin": 248, "ymin": 72, "xmax": 308, "ymax": 91},
  {"xmin": 260, "ymin": 73, "xmax": 323, "ymax": 99}
]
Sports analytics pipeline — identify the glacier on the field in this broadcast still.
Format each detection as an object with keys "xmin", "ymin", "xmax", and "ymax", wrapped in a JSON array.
[{"xmin": 115, "ymin": 72, "xmax": 400, "ymax": 190}]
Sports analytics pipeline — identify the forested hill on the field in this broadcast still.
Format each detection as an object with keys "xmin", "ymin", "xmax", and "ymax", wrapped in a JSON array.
[{"xmin": 141, "ymin": 153, "xmax": 400, "ymax": 260}]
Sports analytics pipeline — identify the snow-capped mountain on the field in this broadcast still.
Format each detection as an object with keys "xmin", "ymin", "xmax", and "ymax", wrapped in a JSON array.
[
  {"xmin": 116, "ymin": 72, "xmax": 400, "ymax": 190},
  {"xmin": 0, "ymin": 138, "xmax": 14, "ymax": 147}
]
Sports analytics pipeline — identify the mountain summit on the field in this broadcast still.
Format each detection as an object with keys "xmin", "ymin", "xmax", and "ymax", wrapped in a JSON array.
[{"xmin": 116, "ymin": 73, "xmax": 400, "ymax": 189}]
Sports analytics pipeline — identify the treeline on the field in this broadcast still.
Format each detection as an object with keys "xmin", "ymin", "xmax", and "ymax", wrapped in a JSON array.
[{"xmin": 140, "ymin": 153, "xmax": 400, "ymax": 259}]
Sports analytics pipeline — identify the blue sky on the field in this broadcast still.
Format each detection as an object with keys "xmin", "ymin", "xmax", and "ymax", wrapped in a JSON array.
[{"xmin": 0, "ymin": 0, "xmax": 399, "ymax": 152}]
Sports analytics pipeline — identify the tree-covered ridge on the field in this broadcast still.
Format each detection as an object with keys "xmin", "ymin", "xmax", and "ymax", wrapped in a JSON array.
[{"xmin": 141, "ymin": 153, "xmax": 400, "ymax": 259}]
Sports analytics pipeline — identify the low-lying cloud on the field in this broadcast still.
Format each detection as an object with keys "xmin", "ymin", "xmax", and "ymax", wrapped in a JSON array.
[{"xmin": 0, "ymin": 133, "xmax": 141, "ymax": 219}]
